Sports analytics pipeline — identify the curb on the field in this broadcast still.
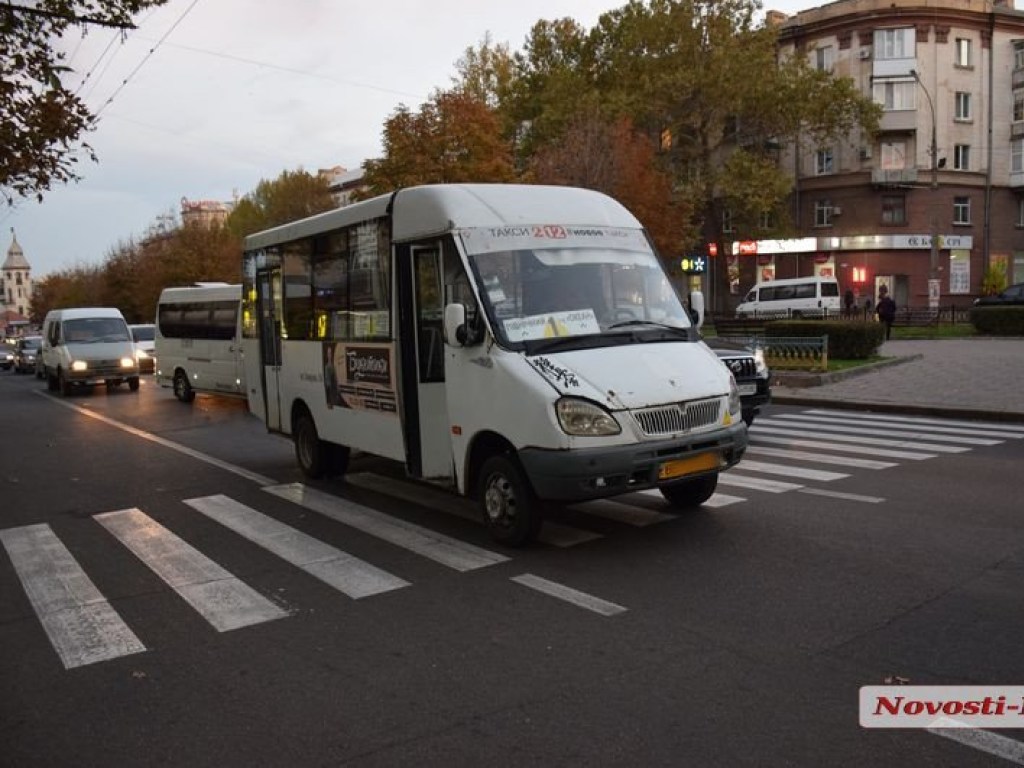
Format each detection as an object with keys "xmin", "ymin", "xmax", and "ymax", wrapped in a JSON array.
[{"xmin": 770, "ymin": 353, "xmax": 922, "ymax": 389}]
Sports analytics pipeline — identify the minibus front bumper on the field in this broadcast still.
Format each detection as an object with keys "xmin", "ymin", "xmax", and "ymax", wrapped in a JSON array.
[{"xmin": 518, "ymin": 421, "xmax": 748, "ymax": 502}]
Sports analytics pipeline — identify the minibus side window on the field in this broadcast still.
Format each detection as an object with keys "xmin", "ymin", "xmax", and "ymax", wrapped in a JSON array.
[
  {"xmin": 821, "ymin": 282, "xmax": 839, "ymax": 297},
  {"xmin": 794, "ymin": 282, "xmax": 816, "ymax": 299},
  {"xmin": 760, "ymin": 287, "xmax": 777, "ymax": 302}
]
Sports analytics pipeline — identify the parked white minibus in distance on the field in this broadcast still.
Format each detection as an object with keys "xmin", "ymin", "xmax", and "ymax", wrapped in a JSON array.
[
  {"xmin": 735, "ymin": 276, "xmax": 841, "ymax": 317},
  {"xmin": 241, "ymin": 184, "xmax": 748, "ymax": 545},
  {"xmin": 154, "ymin": 283, "xmax": 245, "ymax": 402}
]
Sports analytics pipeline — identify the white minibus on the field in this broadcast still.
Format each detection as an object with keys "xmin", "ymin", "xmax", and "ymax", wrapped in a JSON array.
[
  {"xmin": 40, "ymin": 307, "xmax": 140, "ymax": 395},
  {"xmin": 735, "ymin": 276, "xmax": 841, "ymax": 317},
  {"xmin": 242, "ymin": 184, "xmax": 747, "ymax": 545},
  {"xmin": 154, "ymin": 284, "xmax": 245, "ymax": 402}
]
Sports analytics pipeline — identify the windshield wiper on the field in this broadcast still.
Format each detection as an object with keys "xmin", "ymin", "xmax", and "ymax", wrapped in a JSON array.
[{"xmin": 606, "ymin": 320, "xmax": 690, "ymax": 336}]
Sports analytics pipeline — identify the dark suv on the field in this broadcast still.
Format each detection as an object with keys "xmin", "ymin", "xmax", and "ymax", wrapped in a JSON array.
[
  {"xmin": 704, "ymin": 337, "xmax": 771, "ymax": 426},
  {"xmin": 974, "ymin": 282, "xmax": 1024, "ymax": 306},
  {"xmin": 13, "ymin": 336, "xmax": 42, "ymax": 374}
]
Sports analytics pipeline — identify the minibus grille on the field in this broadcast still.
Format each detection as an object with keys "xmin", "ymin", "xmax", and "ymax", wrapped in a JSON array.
[{"xmin": 631, "ymin": 398, "xmax": 722, "ymax": 437}]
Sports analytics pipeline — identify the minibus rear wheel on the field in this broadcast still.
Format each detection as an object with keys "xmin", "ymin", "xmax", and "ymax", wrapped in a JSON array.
[
  {"xmin": 478, "ymin": 454, "xmax": 542, "ymax": 546},
  {"xmin": 173, "ymin": 370, "xmax": 195, "ymax": 402},
  {"xmin": 660, "ymin": 472, "xmax": 718, "ymax": 509},
  {"xmin": 294, "ymin": 411, "xmax": 349, "ymax": 479}
]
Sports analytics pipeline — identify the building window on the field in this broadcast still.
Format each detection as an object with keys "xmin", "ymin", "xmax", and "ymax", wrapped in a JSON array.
[
  {"xmin": 880, "ymin": 141, "xmax": 907, "ymax": 169},
  {"xmin": 955, "ymin": 38, "xmax": 972, "ymax": 68},
  {"xmin": 759, "ymin": 211, "xmax": 776, "ymax": 230},
  {"xmin": 1017, "ymin": 198, "xmax": 1024, "ymax": 227},
  {"xmin": 1016, "ymin": 41, "xmax": 1024, "ymax": 71},
  {"xmin": 953, "ymin": 196, "xmax": 971, "ymax": 225},
  {"xmin": 1015, "ymin": 94, "xmax": 1024, "ymax": 123},
  {"xmin": 874, "ymin": 27, "xmax": 914, "ymax": 60},
  {"xmin": 953, "ymin": 145, "xmax": 970, "ymax": 171},
  {"xmin": 814, "ymin": 200, "xmax": 835, "ymax": 227},
  {"xmin": 954, "ymin": 92, "xmax": 971, "ymax": 121},
  {"xmin": 815, "ymin": 148, "xmax": 834, "ymax": 175},
  {"xmin": 881, "ymin": 195, "xmax": 906, "ymax": 225},
  {"xmin": 815, "ymin": 45, "xmax": 835, "ymax": 72},
  {"xmin": 873, "ymin": 79, "xmax": 916, "ymax": 111},
  {"xmin": 1013, "ymin": 139, "xmax": 1024, "ymax": 173}
]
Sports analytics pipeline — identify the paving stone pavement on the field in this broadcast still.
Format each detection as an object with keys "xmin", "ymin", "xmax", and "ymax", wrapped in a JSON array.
[{"xmin": 770, "ymin": 338, "xmax": 1024, "ymax": 422}]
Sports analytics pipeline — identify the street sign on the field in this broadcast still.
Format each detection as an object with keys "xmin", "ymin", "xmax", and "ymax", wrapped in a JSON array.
[{"xmin": 680, "ymin": 256, "xmax": 707, "ymax": 274}]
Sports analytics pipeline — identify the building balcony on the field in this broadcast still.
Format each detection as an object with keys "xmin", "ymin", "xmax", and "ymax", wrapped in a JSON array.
[
  {"xmin": 877, "ymin": 110, "xmax": 918, "ymax": 133},
  {"xmin": 1011, "ymin": 171, "xmax": 1024, "ymax": 188},
  {"xmin": 872, "ymin": 168, "xmax": 919, "ymax": 185},
  {"xmin": 1013, "ymin": 121, "xmax": 1024, "ymax": 139}
]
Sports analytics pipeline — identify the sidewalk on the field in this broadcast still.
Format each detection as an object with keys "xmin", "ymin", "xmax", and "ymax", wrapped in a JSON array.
[{"xmin": 770, "ymin": 338, "xmax": 1024, "ymax": 423}]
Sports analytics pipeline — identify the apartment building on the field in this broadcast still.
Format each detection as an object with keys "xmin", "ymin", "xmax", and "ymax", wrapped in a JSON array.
[{"xmin": 735, "ymin": 0, "xmax": 1024, "ymax": 309}]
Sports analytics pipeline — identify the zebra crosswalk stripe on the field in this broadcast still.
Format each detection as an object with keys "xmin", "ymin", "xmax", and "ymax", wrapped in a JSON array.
[
  {"xmin": 735, "ymin": 459, "xmax": 848, "ymax": 482},
  {"xmin": 804, "ymin": 409, "xmax": 1024, "ymax": 436},
  {"xmin": 184, "ymin": 494, "xmax": 410, "ymax": 599},
  {"xmin": 774, "ymin": 413, "xmax": 1021, "ymax": 440},
  {"xmin": 0, "ymin": 523, "xmax": 147, "ymax": 669},
  {"xmin": 750, "ymin": 425, "xmax": 970, "ymax": 453},
  {"xmin": 749, "ymin": 434, "xmax": 937, "ymax": 460},
  {"xmin": 95, "ymin": 508, "xmax": 289, "ymax": 633},
  {"xmin": 745, "ymin": 445, "xmax": 897, "ymax": 470},
  {"xmin": 756, "ymin": 418, "xmax": 1001, "ymax": 447}
]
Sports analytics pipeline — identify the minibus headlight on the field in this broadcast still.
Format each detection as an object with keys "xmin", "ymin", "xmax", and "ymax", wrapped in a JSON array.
[
  {"xmin": 754, "ymin": 347, "xmax": 767, "ymax": 375},
  {"xmin": 728, "ymin": 376, "xmax": 742, "ymax": 417},
  {"xmin": 120, "ymin": 357, "xmax": 136, "ymax": 369},
  {"xmin": 555, "ymin": 397, "xmax": 621, "ymax": 436},
  {"xmin": 71, "ymin": 359, "xmax": 88, "ymax": 372}
]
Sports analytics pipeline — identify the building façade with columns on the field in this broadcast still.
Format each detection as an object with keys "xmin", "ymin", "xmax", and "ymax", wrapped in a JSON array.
[
  {"xmin": 720, "ymin": 0, "xmax": 1024, "ymax": 311},
  {"xmin": 2, "ymin": 230, "xmax": 33, "ymax": 336}
]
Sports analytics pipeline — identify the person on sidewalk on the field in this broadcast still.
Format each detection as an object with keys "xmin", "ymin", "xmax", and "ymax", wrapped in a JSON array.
[
  {"xmin": 844, "ymin": 288, "xmax": 855, "ymax": 319},
  {"xmin": 876, "ymin": 284, "xmax": 896, "ymax": 340}
]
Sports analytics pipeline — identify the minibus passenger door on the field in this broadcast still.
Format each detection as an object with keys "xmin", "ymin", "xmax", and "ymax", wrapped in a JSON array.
[{"xmin": 256, "ymin": 268, "xmax": 283, "ymax": 431}]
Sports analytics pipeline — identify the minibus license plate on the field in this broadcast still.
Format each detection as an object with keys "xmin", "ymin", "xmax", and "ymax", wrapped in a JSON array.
[
  {"xmin": 738, "ymin": 383, "xmax": 757, "ymax": 396},
  {"xmin": 658, "ymin": 453, "xmax": 720, "ymax": 481}
]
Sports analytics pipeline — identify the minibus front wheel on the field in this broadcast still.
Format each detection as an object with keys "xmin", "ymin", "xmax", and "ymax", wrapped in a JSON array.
[
  {"xmin": 294, "ymin": 410, "xmax": 349, "ymax": 479},
  {"xmin": 478, "ymin": 454, "xmax": 542, "ymax": 547},
  {"xmin": 660, "ymin": 472, "xmax": 718, "ymax": 509}
]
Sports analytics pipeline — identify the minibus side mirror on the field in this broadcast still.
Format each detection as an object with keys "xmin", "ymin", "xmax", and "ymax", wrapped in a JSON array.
[
  {"xmin": 444, "ymin": 303, "xmax": 468, "ymax": 346},
  {"xmin": 689, "ymin": 291, "xmax": 706, "ymax": 329}
]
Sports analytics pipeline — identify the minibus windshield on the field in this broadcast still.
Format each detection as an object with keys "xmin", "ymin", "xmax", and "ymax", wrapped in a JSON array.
[{"xmin": 460, "ymin": 225, "xmax": 691, "ymax": 351}]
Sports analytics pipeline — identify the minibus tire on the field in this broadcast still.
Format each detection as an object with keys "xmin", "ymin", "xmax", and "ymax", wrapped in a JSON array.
[
  {"xmin": 128, "ymin": 377, "xmax": 140, "ymax": 392},
  {"xmin": 660, "ymin": 472, "xmax": 718, "ymax": 509},
  {"xmin": 478, "ymin": 454, "xmax": 542, "ymax": 547},
  {"xmin": 325, "ymin": 443, "xmax": 351, "ymax": 478},
  {"xmin": 173, "ymin": 371, "xmax": 195, "ymax": 403},
  {"xmin": 58, "ymin": 370, "xmax": 72, "ymax": 397},
  {"xmin": 295, "ymin": 412, "xmax": 330, "ymax": 479},
  {"xmin": 47, "ymin": 372, "xmax": 57, "ymax": 391}
]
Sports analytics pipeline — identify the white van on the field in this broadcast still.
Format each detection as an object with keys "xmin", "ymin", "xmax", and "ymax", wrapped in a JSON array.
[
  {"xmin": 154, "ymin": 284, "xmax": 245, "ymax": 402},
  {"xmin": 241, "ymin": 183, "xmax": 748, "ymax": 545},
  {"xmin": 40, "ymin": 307, "xmax": 140, "ymax": 395},
  {"xmin": 735, "ymin": 276, "xmax": 841, "ymax": 318}
]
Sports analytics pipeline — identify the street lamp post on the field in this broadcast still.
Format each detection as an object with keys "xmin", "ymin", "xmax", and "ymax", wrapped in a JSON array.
[{"xmin": 911, "ymin": 69, "xmax": 940, "ymax": 309}]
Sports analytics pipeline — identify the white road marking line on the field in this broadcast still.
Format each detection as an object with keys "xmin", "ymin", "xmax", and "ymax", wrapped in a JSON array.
[
  {"xmin": 571, "ymin": 498, "xmax": 675, "ymax": 526},
  {"xmin": 183, "ymin": 495, "xmax": 409, "ymax": 599},
  {"xmin": 34, "ymin": 392, "xmax": 277, "ymax": 485},
  {"xmin": 636, "ymin": 489, "xmax": 747, "ymax": 508},
  {"xmin": 776, "ymin": 413, "xmax": 1022, "ymax": 440},
  {"xmin": 0, "ymin": 524, "xmax": 147, "ymax": 669},
  {"xmin": 804, "ymin": 408, "xmax": 1024, "ymax": 434},
  {"xmin": 264, "ymin": 483, "xmax": 509, "ymax": 571},
  {"xmin": 745, "ymin": 445, "xmax": 897, "ymax": 470},
  {"xmin": 717, "ymin": 474, "xmax": 804, "ymax": 493},
  {"xmin": 95, "ymin": 508, "xmax": 288, "ymax": 632},
  {"xmin": 511, "ymin": 574, "xmax": 627, "ymax": 616},
  {"xmin": 757, "ymin": 417, "xmax": 1001, "ymax": 446},
  {"xmin": 749, "ymin": 434, "xmax": 937, "ymax": 460},
  {"xmin": 735, "ymin": 459, "xmax": 848, "ymax": 482},
  {"xmin": 750, "ymin": 425, "xmax": 970, "ymax": 453},
  {"xmin": 797, "ymin": 488, "xmax": 885, "ymax": 504},
  {"xmin": 928, "ymin": 717, "xmax": 1024, "ymax": 765},
  {"xmin": 345, "ymin": 472, "xmax": 601, "ymax": 548}
]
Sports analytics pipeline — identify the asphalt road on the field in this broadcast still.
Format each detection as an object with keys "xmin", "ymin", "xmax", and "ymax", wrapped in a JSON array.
[{"xmin": 2, "ymin": 370, "xmax": 1023, "ymax": 767}]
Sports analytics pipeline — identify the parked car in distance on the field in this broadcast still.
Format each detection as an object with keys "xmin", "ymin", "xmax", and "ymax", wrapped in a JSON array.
[
  {"xmin": 974, "ymin": 282, "xmax": 1024, "ymax": 306},
  {"xmin": 129, "ymin": 323, "xmax": 156, "ymax": 374},
  {"xmin": 13, "ymin": 336, "xmax": 42, "ymax": 374},
  {"xmin": 0, "ymin": 342, "xmax": 14, "ymax": 371},
  {"xmin": 704, "ymin": 336, "xmax": 771, "ymax": 426}
]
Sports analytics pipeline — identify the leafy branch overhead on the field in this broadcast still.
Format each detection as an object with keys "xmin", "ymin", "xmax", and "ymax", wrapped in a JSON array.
[{"xmin": 0, "ymin": 0, "xmax": 169, "ymax": 205}]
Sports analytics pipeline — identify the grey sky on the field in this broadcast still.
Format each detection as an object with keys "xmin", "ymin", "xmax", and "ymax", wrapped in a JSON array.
[{"xmin": 4, "ymin": 0, "xmax": 810, "ymax": 278}]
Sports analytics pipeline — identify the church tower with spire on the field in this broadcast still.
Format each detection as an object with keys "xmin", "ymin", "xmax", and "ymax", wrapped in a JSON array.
[{"xmin": 2, "ymin": 229, "xmax": 33, "ymax": 335}]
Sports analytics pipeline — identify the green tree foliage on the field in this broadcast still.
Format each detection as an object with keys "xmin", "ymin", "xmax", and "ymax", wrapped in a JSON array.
[
  {"xmin": 1, "ymin": 0, "xmax": 170, "ymax": 204},
  {"xmin": 225, "ymin": 169, "xmax": 336, "ymax": 239},
  {"xmin": 360, "ymin": 89, "xmax": 517, "ymax": 196}
]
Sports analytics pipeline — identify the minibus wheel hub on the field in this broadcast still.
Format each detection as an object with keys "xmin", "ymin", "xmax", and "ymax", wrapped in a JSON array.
[{"xmin": 484, "ymin": 477, "xmax": 515, "ymax": 526}]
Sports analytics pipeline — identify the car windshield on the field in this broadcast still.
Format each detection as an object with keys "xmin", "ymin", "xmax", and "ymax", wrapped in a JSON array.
[
  {"xmin": 460, "ymin": 225, "xmax": 691, "ymax": 352},
  {"xmin": 131, "ymin": 326, "xmax": 154, "ymax": 342},
  {"xmin": 20, "ymin": 338, "xmax": 41, "ymax": 350},
  {"xmin": 63, "ymin": 318, "xmax": 130, "ymax": 343}
]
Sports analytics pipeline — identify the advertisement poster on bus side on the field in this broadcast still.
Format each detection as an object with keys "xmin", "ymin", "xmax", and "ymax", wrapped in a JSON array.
[{"xmin": 323, "ymin": 342, "xmax": 398, "ymax": 414}]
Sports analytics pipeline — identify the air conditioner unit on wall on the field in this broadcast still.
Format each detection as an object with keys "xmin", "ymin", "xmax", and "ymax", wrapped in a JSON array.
[
  {"xmin": 832, "ymin": 206, "xmax": 843, "ymax": 216},
  {"xmin": 859, "ymin": 47, "xmax": 872, "ymax": 60},
  {"xmin": 860, "ymin": 147, "xmax": 872, "ymax": 160}
]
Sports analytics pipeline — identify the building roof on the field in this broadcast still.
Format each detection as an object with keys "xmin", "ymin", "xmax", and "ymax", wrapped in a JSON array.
[{"xmin": 4, "ymin": 231, "xmax": 30, "ymax": 271}]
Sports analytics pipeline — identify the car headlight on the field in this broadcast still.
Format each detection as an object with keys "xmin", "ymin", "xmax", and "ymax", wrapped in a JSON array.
[
  {"xmin": 135, "ymin": 348, "xmax": 149, "ymax": 360},
  {"xmin": 754, "ymin": 347, "xmax": 768, "ymax": 376},
  {"xmin": 556, "ymin": 397, "xmax": 621, "ymax": 436},
  {"xmin": 120, "ymin": 357, "xmax": 136, "ymax": 369},
  {"xmin": 71, "ymin": 359, "xmax": 88, "ymax": 371},
  {"xmin": 728, "ymin": 375, "xmax": 742, "ymax": 418}
]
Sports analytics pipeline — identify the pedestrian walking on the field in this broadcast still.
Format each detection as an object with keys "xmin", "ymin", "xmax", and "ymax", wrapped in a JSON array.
[
  {"xmin": 876, "ymin": 284, "xmax": 896, "ymax": 340},
  {"xmin": 844, "ymin": 288, "xmax": 855, "ymax": 319}
]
